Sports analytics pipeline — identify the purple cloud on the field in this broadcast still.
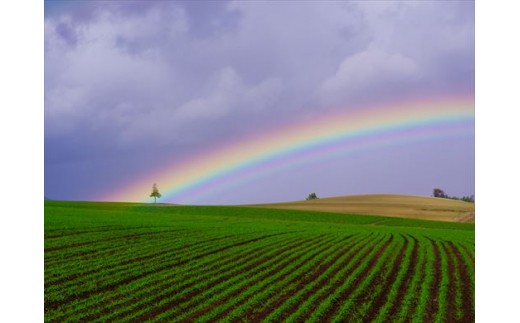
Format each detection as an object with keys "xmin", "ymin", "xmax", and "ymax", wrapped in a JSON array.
[{"xmin": 45, "ymin": 0, "xmax": 474, "ymax": 202}]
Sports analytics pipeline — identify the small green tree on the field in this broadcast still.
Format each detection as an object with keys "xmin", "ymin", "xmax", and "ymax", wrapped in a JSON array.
[
  {"xmin": 306, "ymin": 192, "xmax": 319, "ymax": 200},
  {"xmin": 150, "ymin": 183, "xmax": 162, "ymax": 204}
]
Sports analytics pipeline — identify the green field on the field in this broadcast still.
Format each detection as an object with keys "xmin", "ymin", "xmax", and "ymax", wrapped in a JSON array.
[{"xmin": 45, "ymin": 200, "xmax": 474, "ymax": 322}]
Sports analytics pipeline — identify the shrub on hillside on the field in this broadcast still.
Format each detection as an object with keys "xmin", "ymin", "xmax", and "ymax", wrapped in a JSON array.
[{"xmin": 306, "ymin": 192, "xmax": 319, "ymax": 200}]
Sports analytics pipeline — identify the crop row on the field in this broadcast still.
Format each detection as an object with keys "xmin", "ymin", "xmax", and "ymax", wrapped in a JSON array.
[
  {"xmin": 83, "ymin": 232, "xmax": 311, "ymax": 321},
  {"xmin": 45, "ymin": 228, "xmax": 474, "ymax": 322},
  {"xmin": 45, "ymin": 229, "xmax": 236, "ymax": 285},
  {"xmin": 45, "ymin": 231, "xmax": 286, "ymax": 310},
  {"xmin": 46, "ymin": 232, "xmax": 245, "ymax": 296},
  {"xmin": 45, "ymin": 230, "xmax": 302, "ymax": 319}
]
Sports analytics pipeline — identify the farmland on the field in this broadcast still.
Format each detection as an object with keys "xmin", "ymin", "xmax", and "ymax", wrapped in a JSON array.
[
  {"xmin": 254, "ymin": 194, "xmax": 475, "ymax": 223},
  {"xmin": 45, "ymin": 200, "xmax": 474, "ymax": 322}
]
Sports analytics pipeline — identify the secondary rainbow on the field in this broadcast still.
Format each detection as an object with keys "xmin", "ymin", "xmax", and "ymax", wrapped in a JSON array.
[{"xmin": 104, "ymin": 95, "xmax": 474, "ymax": 204}]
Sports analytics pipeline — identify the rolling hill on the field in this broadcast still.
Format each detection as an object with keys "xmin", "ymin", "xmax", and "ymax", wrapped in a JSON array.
[{"xmin": 252, "ymin": 194, "xmax": 475, "ymax": 223}]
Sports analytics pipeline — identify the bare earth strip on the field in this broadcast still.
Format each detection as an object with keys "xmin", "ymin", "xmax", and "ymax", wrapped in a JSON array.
[
  {"xmin": 280, "ymin": 234, "xmax": 381, "ymax": 321},
  {"xmin": 363, "ymin": 234, "xmax": 411, "ymax": 321},
  {"xmin": 45, "ymin": 226, "xmax": 170, "ymax": 239},
  {"xmin": 44, "ymin": 233, "xmax": 286, "ymax": 312},
  {"xmin": 404, "ymin": 239, "xmax": 428, "ymax": 322},
  {"xmin": 45, "ymin": 201, "xmax": 474, "ymax": 322},
  {"xmin": 386, "ymin": 234, "xmax": 420, "ymax": 320},
  {"xmin": 45, "ymin": 234, "xmax": 232, "ymax": 288},
  {"xmin": 447, "ymin": 241, "xmax": 475, "ymax": 322},
  {"xmin": 196, "ymin": 235, "xmax": 343, "ymax": 321},
  {"xmin": 251, "ymin": 234, "xmax": 362, "ymax": 321},
  {"xmin": 423, "ymin": 237, "xmax": 442, "ymax": 322},
  {"xmin": 44, "ymin": 230, "xmax": 191, "ymax": 266},
  {"xmin": 320, "ymin": 234, "xmax": 395, "ymax": 321},
  {"xmin": 458, "ymin": 243, "xmax": 475, "ymax": 267},
  {"xmin": 441, "ymin": 241, "xmax": 458, "ymax": 322},
  {"xmin": 44, "ymin": 229, "xmax": 183, "ymax": 252},
  {"xmin": 234, "ymin": 235, "xmax": 358, "ymax": 321},
  {"xmin": 130, "ymin": 234, "xmax": 322, "ymax": 321},
  {"xmin": 89, "ymin": 234, "xmax": 305, "ymax": 322},
  {"xmin": 75, "ymin": 236, "xmax": 295, "ymax": 321}
]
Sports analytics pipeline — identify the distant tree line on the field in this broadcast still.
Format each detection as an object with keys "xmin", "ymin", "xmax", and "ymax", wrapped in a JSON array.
[{"xmin": 432, "ymin": 188, "xmax": 474, "ymax": 203}]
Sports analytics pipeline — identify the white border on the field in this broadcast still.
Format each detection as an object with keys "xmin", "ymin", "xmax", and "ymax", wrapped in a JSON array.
[
  {"xmin": 476, "ymin": 1, "xmax": 519, "ymax": 321},
  {"xmin": 0, "ymin": 0, "xmax": 43, "ymax": 320}
]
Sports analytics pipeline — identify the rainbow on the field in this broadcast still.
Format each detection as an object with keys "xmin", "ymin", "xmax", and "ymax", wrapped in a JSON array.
[{"xmin": 103, "ymin": 95, "xmax": 474, "ymax": 204}]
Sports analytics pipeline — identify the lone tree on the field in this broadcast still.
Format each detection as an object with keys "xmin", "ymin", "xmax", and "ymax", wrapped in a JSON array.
[
  {"xmin": 150, "ymin": 183, "xmax": 162, "ymax": 204},
  {"xmin": 432, "ymin": 188, "xmax": 447, "ymax": 198},
  {"xmin": 306, "ymin": 192, "xmax": 319, "ymax": 200}
]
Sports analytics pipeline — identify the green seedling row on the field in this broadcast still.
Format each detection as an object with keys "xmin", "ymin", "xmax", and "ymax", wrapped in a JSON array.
[
  {"xmin": 44, "ymin": 200, "xmax": 474, "ymax": 322},
  {"xmin": 74, "ymin": 232, "xmax": 300, "ymax": 321}
]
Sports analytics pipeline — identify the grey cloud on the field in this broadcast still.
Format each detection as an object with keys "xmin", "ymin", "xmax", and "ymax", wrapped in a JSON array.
[
  {"xmin": 352, "ymin": 1, "xmax": 474, "ymax": 79},
  {"xmin": 318, "ymin": 46, "xmax": 420, "ymax": 107},
  {"xmin": 45, "ymin": 0, "xmax": 475, "ymax": 141},
  {"xmin": 54, "ymin": 21, "xmax": 78, "ymax": 47},
  {"xmin": 45, "ymin": 0, "xmax": 474, "ymax": 202}
]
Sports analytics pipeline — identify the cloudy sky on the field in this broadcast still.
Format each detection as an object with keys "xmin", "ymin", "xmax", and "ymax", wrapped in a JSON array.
[{"xmin": 44, "ymin": 0, "xmax": 475, "ymax": 204}]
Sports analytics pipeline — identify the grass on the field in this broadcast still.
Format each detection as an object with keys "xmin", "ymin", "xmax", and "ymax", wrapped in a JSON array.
[{"xmin": 45, "ymin": 200, "xmax": 474, "ymax": 322}]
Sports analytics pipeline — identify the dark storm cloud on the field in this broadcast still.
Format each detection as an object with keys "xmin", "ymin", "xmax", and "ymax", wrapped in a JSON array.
[{"xmin": 44, "ymin": 0, "xmax": 475, "ymax": 202}]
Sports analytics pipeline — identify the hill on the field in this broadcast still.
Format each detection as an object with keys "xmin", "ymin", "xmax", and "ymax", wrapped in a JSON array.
[
  {"xmin": 45, "ymin": 200, "xmax": 474, "ymax": 321},
  {"xmin": 252, "ymin": 194, "xmax": 475, "ymax": 223}
]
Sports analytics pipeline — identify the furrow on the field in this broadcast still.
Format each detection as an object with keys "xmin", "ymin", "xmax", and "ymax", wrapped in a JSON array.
[
  {"xmin": 384, "ymin": 234, "xmax": 420, "ymax": 321},
  {"xmin": 284, "ymin": 233, "xmax": 385, "ymax": 322},
  {"xmin": 45, "ymin": 234, "xmax": 233, "ymax": 288},
  {"xmin": 251, "ymin": 234, "xmax": 361, "ymax": 321},
  {"xmin": 59, "ymin": 232, "xmax": 300, "ymax": 322},
  {"xmin": 130, "ymin": 233, "xmax": 324, "ymax": 321},
  {"xmin": 458, "ymin": 242, "xmax": 475, "ymax": 269},
  {"xmin": 44, "ymin": 229, "xmax": 183, "ymax": 252},
  {"xmin": 45, "ymin": 226, "xmax": 171, "ymax": 239},
  {"xmin": 44, "ymin": 229, "xmax": 223, "ymax": 267},
  {"xmin": 44, "ymin": 232, "xmax": 286, "ymax": 312},
  {"xmin": 361, "ymin": 234, "xmax": 410, "ymax": 322},
  {"xmin": 441, "ymin": 241, "xmax": 458, "ymax": 322},
  {"xmin": 319, "ymin": 233, "xmax": 395, "ymax": 322},
  {"xmin": 196, "ymin": 235, "xmax": 347, "ymax": 321},
  {"xmin": 400, "ymin": 239, "xmax": 427, "ymax": 321},
  {"xmin": 44, "ymin": 231, "xmax": 192, "ymax": 275},
  {"xmin": 447, "ymin": 241, "xmax": 475, "ymax": 322},
  {"xmin": 423, "ymin": 237, "xmax": 442, "ymax": 322}
]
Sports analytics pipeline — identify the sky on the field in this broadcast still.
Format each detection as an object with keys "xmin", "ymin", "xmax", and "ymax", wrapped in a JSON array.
[
  {"xmin": 44, "ymin": 0, "xmax": 475, "ymax": 204},
  {"xmin": 6, "ymin": 1, "xmax": 515, "ymax": 320}
]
